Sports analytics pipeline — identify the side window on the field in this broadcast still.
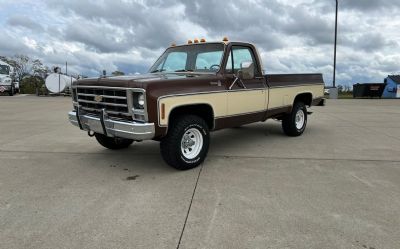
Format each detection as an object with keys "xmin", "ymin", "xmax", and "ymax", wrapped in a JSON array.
[
  {"xmin": 225, "ymin": 46, "xmax": 258, "ymax": 75},
  {"xmin": 162, "ymin": 52, "xmax": 187, "ymax": 72}
]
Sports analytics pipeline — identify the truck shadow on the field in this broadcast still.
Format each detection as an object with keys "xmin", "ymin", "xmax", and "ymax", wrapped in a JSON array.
[
  {"xmin": 211, "ymin": 122, "xmax": 285, "ymax": 150},
  {"xmin": 88, "ymin": 121, "xmax": 322, "ymax": 172}
]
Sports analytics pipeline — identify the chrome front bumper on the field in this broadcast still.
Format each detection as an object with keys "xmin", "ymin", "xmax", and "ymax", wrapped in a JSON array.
[{"xmin": 68, "ymin": 111, "xmax": 155, "ymax": 140}]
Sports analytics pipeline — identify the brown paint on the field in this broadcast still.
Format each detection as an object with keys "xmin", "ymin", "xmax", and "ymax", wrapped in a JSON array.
[{"xmin": 74, "ymin": 42, "xmax": 324, "ymax": 139}]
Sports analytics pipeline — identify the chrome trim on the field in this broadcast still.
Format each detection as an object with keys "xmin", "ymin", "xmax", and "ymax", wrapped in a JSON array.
[
  {"xmin": 269, "ymin": 83, "xmax": 324, "ymax": 89},
  {"xmin": 75, "ymin": 86, "xmax": 147, "ymax": 121},
  {"xmin": 68, "ymin": 110, "xmax": 155, "ymax": 140},
  {"xmin": 78, "ymin": 99, "xmax": 128, "ymax": 107},
  {"xmin": 267, "ymin": 105, "xmax": 292, "ymax": 111},
  {"xmin": 78, "ymin": 93, "xmax": 127, "ymax": 100},
  {"xmin": 72, "ymin": 85, "xmax": 145, "ymax": 91},
  {"xmin": 214, "ymin": 110, "xmax": 265, "ymax": 119},
  {"xmin": 129, "ymin": 89, "xmax": 148, "ymax": 122},
  {"xmin": 74, "ymin": 85, "xmax": 149, "ymax": 123},
  {"xmin": 79, "ymin": 106, "xmax": 131, "ymax": 117}
]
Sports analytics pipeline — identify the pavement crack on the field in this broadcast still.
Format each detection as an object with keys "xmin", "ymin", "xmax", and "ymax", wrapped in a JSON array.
[
  {"xmin": 1, "ymin": 150, "xmax": 400, "ymax": 163},
  {"xmin": 176, "ymin": 163, "xmax": 204, "ymax": 249},
  {"xmin": 208, "ymin": 154, "xmax": 400, "ymax": 163}
]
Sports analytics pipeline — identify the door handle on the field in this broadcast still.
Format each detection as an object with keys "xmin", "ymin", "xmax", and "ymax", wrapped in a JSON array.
[{"xmin": 210, "ymin": 81, "xmax": 222, "ymax": 87}]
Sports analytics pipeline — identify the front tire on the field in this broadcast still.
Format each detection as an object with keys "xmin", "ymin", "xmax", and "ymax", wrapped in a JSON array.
[
  {"xmin": 160, "ymin": 115, "xmax": 210, "ymax": 170},
  {"xmin": 94, "ymin": 133, "xmax": 134, "ymax": 150},
  {"xmin": 282, "ymin": 102, "xmax": 307, "ymax": 137}
]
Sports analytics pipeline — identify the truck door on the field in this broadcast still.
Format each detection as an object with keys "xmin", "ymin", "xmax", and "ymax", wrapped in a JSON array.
[{"xmin": 225, "ymin": 45, "xmax": 267, "ymax": 124}]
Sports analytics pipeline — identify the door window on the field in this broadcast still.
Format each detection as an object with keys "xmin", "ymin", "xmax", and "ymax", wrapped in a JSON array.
[{"xmin": 225, "ymin": 46, "xmax": 258, "ymax": 75}]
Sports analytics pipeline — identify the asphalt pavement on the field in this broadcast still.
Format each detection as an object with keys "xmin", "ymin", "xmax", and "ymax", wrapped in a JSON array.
[{"xmin": 1, "ymin": 95, "xmax": 399, "ymax": 249}]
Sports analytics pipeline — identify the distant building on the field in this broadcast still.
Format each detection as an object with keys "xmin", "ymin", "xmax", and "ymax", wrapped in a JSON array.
[
  {"xmin": 382, "ymin": 75, "xmax": 400, "ymax": 98},
  {"xmin": 353, "ymin": 75, "xmax": 400, "ymax": 98},
  {"xmin": 353, "ymin": 83, "xmax": 386, "ymax": 98}
]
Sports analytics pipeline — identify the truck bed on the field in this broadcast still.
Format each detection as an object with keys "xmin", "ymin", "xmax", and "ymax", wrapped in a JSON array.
[{"xmin": 265, "ymin": 74, "xmax": 324, "ymax": 88}]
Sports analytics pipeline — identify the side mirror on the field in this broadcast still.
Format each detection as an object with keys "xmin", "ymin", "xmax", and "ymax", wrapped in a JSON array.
[{"xmin": 240, "ymin": 61, "xmax": 254, "ymax": 80}]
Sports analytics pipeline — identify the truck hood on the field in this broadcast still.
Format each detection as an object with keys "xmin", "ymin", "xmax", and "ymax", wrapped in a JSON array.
[{"xmin": 74, "ymin": 72, "xmax": 216, "ymax": 89}]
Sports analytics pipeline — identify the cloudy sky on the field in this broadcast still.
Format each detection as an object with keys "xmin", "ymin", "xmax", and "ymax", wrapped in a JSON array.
[{"xmin": 0, "ymin": 0, "xmax": 399, "ymax": 86}]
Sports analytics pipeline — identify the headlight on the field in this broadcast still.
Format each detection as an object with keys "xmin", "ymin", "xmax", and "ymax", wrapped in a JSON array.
[
  {"xmin": 138, "ymin": 93, "xmax": 145, "ymax": 106},
  {"xmin": 132, "ymin": 92, "xmax": 145, "ymax": 110},
  {"xmin": 132, "ymin": 91, "xmax": 147, "ymax": 122}
]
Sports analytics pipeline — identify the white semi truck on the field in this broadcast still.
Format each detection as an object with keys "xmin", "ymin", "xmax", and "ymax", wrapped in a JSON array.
[{"xmin": 0, "ymin": 60, "xmax": 17, "ymax": 96}]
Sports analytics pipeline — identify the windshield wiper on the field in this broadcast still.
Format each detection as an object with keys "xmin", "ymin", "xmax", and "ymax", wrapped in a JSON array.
[
  {"xmin": 150, "ymin": 69, "xmax": 165, "ymax": 73},
  {"xmin": 174, "ymin": 69, "xmax": 193, "ymax": 72}
]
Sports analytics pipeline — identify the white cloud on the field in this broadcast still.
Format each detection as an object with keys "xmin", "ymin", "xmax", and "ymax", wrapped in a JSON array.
[{"xmin": 0, "ymin": 0, "xmax": 398, "ymax": 85}]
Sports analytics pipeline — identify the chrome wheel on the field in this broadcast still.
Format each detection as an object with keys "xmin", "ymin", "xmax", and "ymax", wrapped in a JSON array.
[
  {"xmin": 295, "ymin": 109, "xmax": 305, "ymax": 130},
  {"xmin": 181, "ymin": 128, "xmax": 203, "ymax": 159}
]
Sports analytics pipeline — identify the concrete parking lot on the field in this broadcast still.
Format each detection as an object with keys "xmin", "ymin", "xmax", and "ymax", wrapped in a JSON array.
[{"xmin": 1, "ymin": 95, "xmax": 399, "ymax": 249}]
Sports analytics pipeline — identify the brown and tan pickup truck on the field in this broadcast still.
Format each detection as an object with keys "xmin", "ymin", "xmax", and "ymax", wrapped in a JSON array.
[{"xmin": 69, "ymin": 39, "xmax": 325, "ymax": 170}]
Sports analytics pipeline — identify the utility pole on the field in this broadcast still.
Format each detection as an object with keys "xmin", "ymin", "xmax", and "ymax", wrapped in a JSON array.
[
  {"xmin": 333, "ymin": 0, "xmax": 338, "ymax": 88},
  {"xmin": 330, "ymin": 0, "xmax": 339, "ymax": 99}
]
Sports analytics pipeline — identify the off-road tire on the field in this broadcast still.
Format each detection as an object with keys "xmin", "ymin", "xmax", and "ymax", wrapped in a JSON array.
[
  {"xmin": 282, "ymin": 102, "xmax": 307, "ymax": 137},
  {"xmin": 160, "ymin": 115, "xmax": 210, "ymax": 170},
  {"xmin": 94, "ymin": 133, "xmax": 134, "ymax": 150}
]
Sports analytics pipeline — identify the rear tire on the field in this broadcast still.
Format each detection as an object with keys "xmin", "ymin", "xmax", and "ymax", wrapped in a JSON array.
[
  {"xmin": 160, "ymin": 115, "xmax": 210, "ymax": 170},
  {"xmin": 94, "ymin": 133, "xmax": 134, "ymax": 150},
  {"xmin": 282, "ymin": 102, "xmax": 307, "ymax": 137}
]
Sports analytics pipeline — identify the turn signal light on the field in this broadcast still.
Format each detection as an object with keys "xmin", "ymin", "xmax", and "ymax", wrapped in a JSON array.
[{"xmin": 161, "ymin": 104, "xmax": 165, "ymax": 120}]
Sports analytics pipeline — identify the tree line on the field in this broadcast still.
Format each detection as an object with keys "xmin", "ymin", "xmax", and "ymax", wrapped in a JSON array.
[
  {"xmin": 0, "ymin": 55, "xmax": 49, "ymax": 94},
  {"xmin": 1, "ymin": 54, "xmax": 126, "ymax": 94},
  {"xmin": 0, "ymin": 55, "xmax": 48, "ymax": 82}
]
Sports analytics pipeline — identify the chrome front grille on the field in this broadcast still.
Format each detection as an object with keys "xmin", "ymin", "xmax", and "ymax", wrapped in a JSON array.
[{"xmin": 76, "ymin": 87, "xmax": 131, "ymax": 119}]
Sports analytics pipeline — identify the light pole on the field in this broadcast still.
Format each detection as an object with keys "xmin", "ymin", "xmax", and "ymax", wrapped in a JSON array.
[{"xmin": 330, "ymin": 0, "xmax": 339, "ymax": 99}]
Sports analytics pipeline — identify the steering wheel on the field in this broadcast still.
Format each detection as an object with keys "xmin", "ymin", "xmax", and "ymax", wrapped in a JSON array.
[{"xmin": 209, "ymin": 64, "xmax": 220, "ymax": 71}]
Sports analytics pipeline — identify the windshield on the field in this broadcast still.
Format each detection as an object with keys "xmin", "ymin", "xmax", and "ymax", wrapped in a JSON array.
[
  {"xmin": 0, "ymin": 65, "xmax": 10, "ymax": 75},
  {"xmin": 149, "ymin": 43, "xmax": 225, "ymax": 73}
]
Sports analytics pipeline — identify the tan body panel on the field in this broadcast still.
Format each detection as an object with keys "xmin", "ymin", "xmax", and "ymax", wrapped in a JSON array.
[
  {"xmin": 158, "ymin": 84, "xmax": 323, "ymax": 127},
  {"xmin": 158, "ymin": 92, "xmax": 227, "ymax": 126},
  {"xmin": 227, "ymin": 89, "xmax": 267, "ymax": 115},
  {"xmin": 268, "ymin": 84, "xmax": 324, "ymax": 109}
]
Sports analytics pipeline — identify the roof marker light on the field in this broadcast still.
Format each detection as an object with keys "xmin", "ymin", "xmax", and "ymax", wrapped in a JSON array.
[
  {"xmin": 200, "ymin": 38, "xmax": 206, "ymax": 43},
  {"xmin": 194, "ymin": 38, "xmax": 199, "ymax": 43},
  {"xmin": 187, "ymin": 40, "xmax": 193, "ymax": 44},
  {"xmin": 223, "ymin": 36, "xmax": 229, "ymax": 42}
]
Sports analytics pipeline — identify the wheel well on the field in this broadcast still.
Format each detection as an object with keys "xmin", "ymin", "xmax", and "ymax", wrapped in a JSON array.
[
  {"xmin": 169, "ymin": 104, "xmax": 214, "ymax": 129},
  {"xmin": 294, "ymin": 93, "xmax": 313, "ymax": 106}
]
